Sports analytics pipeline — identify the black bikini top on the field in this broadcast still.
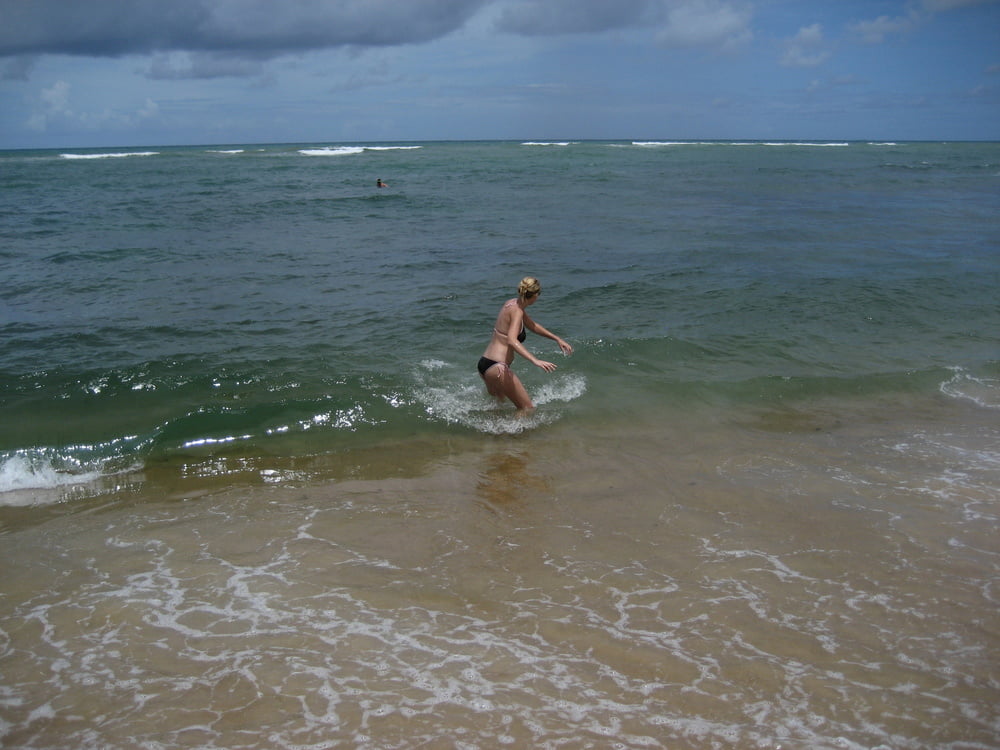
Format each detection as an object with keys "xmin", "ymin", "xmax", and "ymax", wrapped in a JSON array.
[
  {"xmin": 494, "ymin": 324, "xmax": 526, "ymax": 343},
  {"xmin": 495, "ymin": 299, "xmax": 526, "ymax": 342}
]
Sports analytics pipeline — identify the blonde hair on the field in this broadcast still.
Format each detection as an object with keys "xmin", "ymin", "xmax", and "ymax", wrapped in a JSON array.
[{"xmin": 518, "ymin": 276, "xmax": 541, "ymax": 299}]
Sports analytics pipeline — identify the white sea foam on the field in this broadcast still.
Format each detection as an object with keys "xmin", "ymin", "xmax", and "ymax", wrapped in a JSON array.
[
  {"xmin": 940, "ymin": 366, "xmax": 999, "ymax": 409},
  {"xmin": 419, "ymin": 359, "xmax": 449, "ymax": 371},
  {"xmin": 533, "ymin": 372, "xmax": 587, "ymax": 406},
  {"xmin": 0, "ymin": 455, "xmax": 114, "ymax": 508},
  {"xmin": 0, "ymin": 454, "xmax": 103, "ymax": 495},
  {"xmin": 60, "ymin": 151, "xmax": 159, "ymax": 159},
  {"xmin": 412, "ymin": 361, "xmax": 586, "ymax": 435},
  {"xmin": 889, "ymin": 433, "xmax": 1000, "ymax": 513},
  {"xmin": 0, "ymin": 438, "xmax": 147, "ymax": 504},
  {"xmin": 417, "ymin": 380, "xmax": 557, "ymax": 434},
  {"xmin": 522, "ymin": 142, "xmax": 573, "ymax": 146}
]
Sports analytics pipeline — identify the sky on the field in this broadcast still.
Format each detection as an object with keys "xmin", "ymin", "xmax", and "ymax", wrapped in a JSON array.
[{"xmin": 1, "ymin": 0, "xmax": 998, "ymax": 148}]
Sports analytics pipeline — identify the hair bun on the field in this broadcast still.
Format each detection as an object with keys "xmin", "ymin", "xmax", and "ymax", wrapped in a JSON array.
[{"xmin": 518, "ymin": 277, "xmax": 541, "ymax": 297}]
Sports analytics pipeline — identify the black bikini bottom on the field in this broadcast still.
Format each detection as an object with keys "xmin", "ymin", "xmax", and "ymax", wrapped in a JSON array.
[{"xmin": 477, "ymin": 356, "xmax": 503, "ymax": 377}]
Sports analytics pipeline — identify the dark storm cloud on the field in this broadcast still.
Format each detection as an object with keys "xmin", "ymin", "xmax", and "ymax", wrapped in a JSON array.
[{"xmin": 0, "ymin": 0, "xmax": 491, "ymax": 58}]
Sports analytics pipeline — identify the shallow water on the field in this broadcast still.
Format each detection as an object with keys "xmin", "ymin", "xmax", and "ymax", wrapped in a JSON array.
[{"xmin": 2, "ymin": 394, "xmax": 997, "ymax": 749}]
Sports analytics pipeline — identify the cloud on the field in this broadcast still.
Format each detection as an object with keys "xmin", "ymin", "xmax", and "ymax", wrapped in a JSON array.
[
  {"xmin": 2, "ymin": 0, "xmax": 757, "ymax": 72},
  {"xmin": 26, "ymin": 79, "xmax": 160, "ymax": 133},
  {"xmin": 849, "ymin": 12, "xmax": 919, "ymax": 44},
  {"xmin": 0, "ymin": 0, "xmax": 490, "ymax": 59},
  {"xmin": 137, "ymin": 98, "xmax": 160, "ymax": 119},
  {"xmin": 805, "ymin": 75, "xmax": 860, "ymax": 94},
  {"xmin": 26, "ymin": 80, "xmax": 72, "ymax": 131},
  {"xmin": 146, "ymin": 51, "xmax": 267, "ymax": 80},
  {"xmin": 850, "ymin": 0, "xmax": 999, "ymax": 44},
  {"xmin": 494, "ymin": 0, "xmax": 656, "ymax": 35},
  {"xmin": 493, "ymin": 0, "xmax": 755, "ymax": 52},
  {"xmin": 39, "ymin": 79, "xmax": 72, "ymax": 112},
  {"xmin": 1, "ymin": 56, "xmax": 34, "ymax": 81},
  {"xmin": 655, "ymin": 0, "xmax": 753, "ymax": 50},
  {"xmin": 492, "ymin": 0, "xmax": 756, "ymax": 50},
  {"xmin": 921, "ymin": 0, "xmax": 1000, "ymax": 10},
  {"xmin": 782, "ymin": 23, "xmax": 831, "ymax": 67}
]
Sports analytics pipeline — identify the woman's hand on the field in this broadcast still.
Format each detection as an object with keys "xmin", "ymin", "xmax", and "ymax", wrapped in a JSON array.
[
  {"xmin": 557, "ymin": 338, "xmax": 574, "ymax": 356},
  {"xmin": 535, "ymin": 359, "xmax": 558, "ymax": 373}
]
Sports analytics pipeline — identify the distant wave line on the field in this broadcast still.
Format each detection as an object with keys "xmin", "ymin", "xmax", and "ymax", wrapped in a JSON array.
[
  {"xmin": 298, "ymin": 145, "xmax": 423, "ymax": 156},
  {"xmin": 631, "ymin": 141, "xmax": 851, "ymax": 148},
  {"xmin": 60, "ymin": 151, "xmax": 160, "ymax": 160}
]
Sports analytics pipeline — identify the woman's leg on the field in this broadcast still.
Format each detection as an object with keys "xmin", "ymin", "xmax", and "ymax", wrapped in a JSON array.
[{"xmin": 483, "ymin": 365, "xmax": 534, "ymax": 411}]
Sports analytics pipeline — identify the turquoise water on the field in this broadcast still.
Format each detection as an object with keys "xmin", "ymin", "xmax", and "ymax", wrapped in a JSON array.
[{"xmin": 2, "ymin": 140, "xmax": 997, "ymax": 491}]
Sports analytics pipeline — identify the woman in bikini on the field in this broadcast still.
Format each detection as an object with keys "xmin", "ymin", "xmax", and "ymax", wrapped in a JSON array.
[{"xmin": 477, "ymin": 277, "xmax": 574, "ymax": 412}]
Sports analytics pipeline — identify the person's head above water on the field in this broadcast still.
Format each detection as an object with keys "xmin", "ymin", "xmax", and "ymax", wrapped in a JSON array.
[{"xmin": 518, "ymin": 276, "xmax": 541, "ymax": 300}]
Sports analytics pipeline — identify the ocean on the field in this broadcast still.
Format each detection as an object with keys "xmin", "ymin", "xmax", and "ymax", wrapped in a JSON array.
[{"xmin": 0, "ymin": 140, "xmax": 997, "ymax": 748}]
